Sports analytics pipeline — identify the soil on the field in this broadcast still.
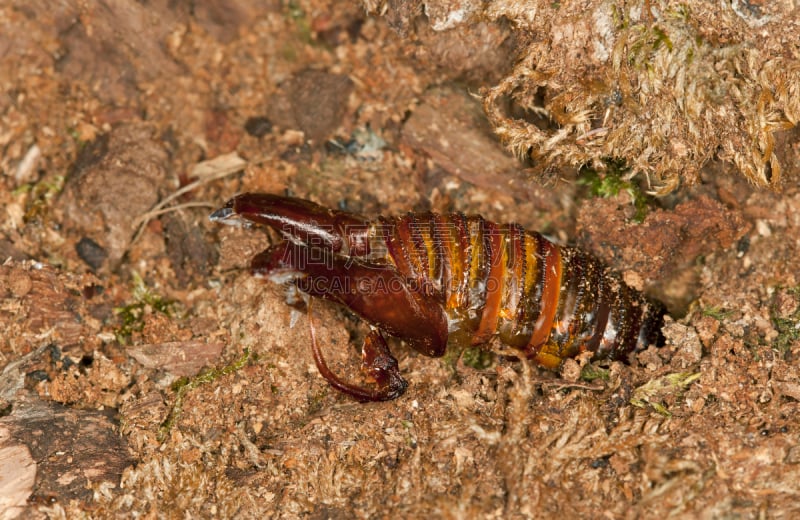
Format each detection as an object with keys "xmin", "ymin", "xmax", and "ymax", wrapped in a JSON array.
[{"xmin": 1, "ymin": 1, "xmax": 799, "ymax": 518}]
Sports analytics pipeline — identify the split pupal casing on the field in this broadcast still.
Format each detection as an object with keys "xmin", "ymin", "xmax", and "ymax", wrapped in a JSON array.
[{"xmin": 370, "ymin": 212, "xmax": 664, "ymax": 369}]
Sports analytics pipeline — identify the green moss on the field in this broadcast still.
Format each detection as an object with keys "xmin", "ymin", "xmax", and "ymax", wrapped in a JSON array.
[
  {"xmin": 401, "ymin": 419, "xmax": 417, "ymax": 448},
  {"xmin": 580, "ymin": 364, "xmax": 610, "ymax": 382},
  {"xmin": 20, "ymin": 174, "xmax": 65, "ymax": 222},
  {"xmin": 285, "ymin": 0, "xmax": 306, "ymax": 22},
  {"xmin": 461, "ymin": 347, "xmax": 495, "ymax": 370},
  {"xmin": 701, "ymin": 306, "xmax": 734, "ymax": 321},
  {"xmin": 437, "ymin": 343, "xmax": 496, "ymax": 384},
  {"xmin": 623, "ymin": 18, "xmax": 686, "ymax": 70},
  {"xmin": 158, "ymin": 348, "xmax": 252, "ymax": 442},
  {"xmin": 675, "ymin": 4, "xmax": 691, "ymax": 20},
  {"xmin": 610, "ymin": 4, "xmax": 626, "ymax": 30},
  {"xmin": 113, "ymin": 272, "xmax": 177, "ymax": 344},
  {"xmin": 577, "ymin": 159, "xmax": 652, "ymax": 222},
  {"xmin": 440, "ymin": 345, "xmax": 462, "ymax": 372},
  {"xmin": 285, "ymin": 0, "xmax": 312, "ymax": 44},
  {"xmin": 770, "ymin": 287, "xmax": 800, "ymax": 353},
  {"xmin": 651, "ymin": 26, "xmax": 673, "ymax": 52},
  {"xmin": 630, "ymin": 371, "xmax": 701, "ymax": 416}
]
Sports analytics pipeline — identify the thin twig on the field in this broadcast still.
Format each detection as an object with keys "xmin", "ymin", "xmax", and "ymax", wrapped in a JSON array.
[
  {"xmin": 130, "ymin": 153, "xmax": 247, "ymax": 245},
  {"xmin": 134, "ymin": 201, "xmax": 216, "ymax": 226}
]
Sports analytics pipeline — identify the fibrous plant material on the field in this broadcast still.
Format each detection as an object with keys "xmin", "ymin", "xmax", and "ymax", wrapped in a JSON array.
[{"xmin": 366, "ymin": 0, "xmax": 800, "ymax": 192}]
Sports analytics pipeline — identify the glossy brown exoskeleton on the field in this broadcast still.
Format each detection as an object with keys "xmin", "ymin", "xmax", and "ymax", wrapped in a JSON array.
[{"xmin": 211, "ymin": 193, "xmax": 664, "ymax": 401}]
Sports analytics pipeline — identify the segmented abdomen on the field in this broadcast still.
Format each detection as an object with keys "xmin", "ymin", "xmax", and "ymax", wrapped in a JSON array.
[{"xmin": 372, "ymin": 213, "xmax": 664, "ymax": 369}]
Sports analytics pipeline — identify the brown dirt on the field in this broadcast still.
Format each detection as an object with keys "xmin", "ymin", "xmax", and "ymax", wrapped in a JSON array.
[{"xmin": 1, "ymin": 1, "xmax": 800, "ymax": 518}]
